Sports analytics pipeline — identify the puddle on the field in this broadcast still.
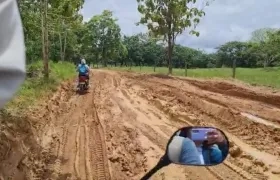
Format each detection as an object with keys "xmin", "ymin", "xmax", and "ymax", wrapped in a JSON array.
[{"xmin": 241, "ymin": 112, "xmax": 280, "ymax": 129}]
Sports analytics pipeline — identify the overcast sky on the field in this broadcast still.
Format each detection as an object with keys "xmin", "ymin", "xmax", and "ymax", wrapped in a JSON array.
[{"xmin": 81, "ymin": 0, "xmax": 280, "ymax": 52}]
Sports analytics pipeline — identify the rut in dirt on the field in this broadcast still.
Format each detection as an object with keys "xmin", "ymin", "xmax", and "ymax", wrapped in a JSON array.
[{"xmin": 35, "ymin": 75, "xmax": 111, "ymax": 180}]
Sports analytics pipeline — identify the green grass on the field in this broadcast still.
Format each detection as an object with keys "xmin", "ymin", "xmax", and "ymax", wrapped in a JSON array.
[
  {"xmin": 105, "ymin": 66, "xmax": 280, "ymax": 88},
  {"xmin": 5, "ymin": 61, "xmax": 76, "ymax": 112}
]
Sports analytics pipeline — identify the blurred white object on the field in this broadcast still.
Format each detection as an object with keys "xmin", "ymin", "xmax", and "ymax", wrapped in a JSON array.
[
  {"xmin": 168, "ymin": 136, "xmax": 185, "ymax": 163},
  {"xmin": 0, "ymin": 0, "xmax": 26, "ymax": 108}
]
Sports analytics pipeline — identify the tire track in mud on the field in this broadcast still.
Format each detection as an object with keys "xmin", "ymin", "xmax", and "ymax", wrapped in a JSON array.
[
  {"xmin": 88, "ymin": 121, "xmax": 110, "ymax": 180},
  {"xmin": 84, "ymin": 118, "xmax": 93, "ymax": 180},
  {"xmin": 48, "ymin": 96, "xmax": 84, "ymax": 179},
  {"xmin": 95, "ymin": 73, "xmax": 152, "ymax": 180},
  {"xmin": 74, "ymin": 120, "xmax": 81, "ymax": 178},
  {"xmin": 88, "ymin": 77, "xmax": 111, "ymax": 180},
  {"xmin": 38, "ymin": 72, "xmax": 111, "ymax": 180}
]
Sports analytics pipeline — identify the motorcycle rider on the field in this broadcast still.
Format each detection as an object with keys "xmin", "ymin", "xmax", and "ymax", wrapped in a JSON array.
[
  {"xmin": 202, "ymin": 129, "xmax": 229, "ymax": 164},
  {"xmin": 77, "ymin": 58, "xmax": 90, "ymax": 87},
  {"xmin": 0, "ymin": 0, "xmax": 26, "ymax": 109}
]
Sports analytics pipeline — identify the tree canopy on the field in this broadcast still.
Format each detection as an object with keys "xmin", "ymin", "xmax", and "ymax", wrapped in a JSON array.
[
  {"xmin": 19, "ymin": 0, "xmax": 280, "ymax": 78},
  {"xmin": 136, "ymin": 0, "xmax": 211, "ymax": 74}
]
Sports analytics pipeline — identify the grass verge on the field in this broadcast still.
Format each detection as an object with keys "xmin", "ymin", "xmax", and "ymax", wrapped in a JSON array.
[
  {"xmin": 4, "ymin": 61, "xmax": 76, "ymax": 113},
  {"xmin": 105, "ymin": 66, "xmax": 280, "ymax": 89}
]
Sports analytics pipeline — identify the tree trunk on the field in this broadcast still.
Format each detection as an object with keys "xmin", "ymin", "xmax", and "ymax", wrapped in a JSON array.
[
  {"xmin": 154, "ymin": 59, "xmax": 156, "ymax": 72},
  {"xmin": 232, "ymin": 58, "xmax": 236, "ymax": 78},
  {"xmin": 41, "ymin": 0, "xmax": 49, "ymax": 79},
  {"xmin": 41, "ymin": 0, "xmax": 45, "ymax": 67},
  {"xmin": 45, "ymin": 0, "xmax": 49, "ymax": 77},
  {"xmin": 59, "ymin": 33, "xmax": 63, "ymax": 61},
  {"xmin": 62, "ymin": 32, "xmax": 67, "ymax": 61},
  {"xmin": 167, "ymin": 35, "xmax": 173, "ymax": 75}
]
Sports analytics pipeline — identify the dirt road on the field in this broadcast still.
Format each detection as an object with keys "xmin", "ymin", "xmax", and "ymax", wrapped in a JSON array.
[{"xmin": 2, "ymin": 70, "xmax": 280, "ymax": 180}]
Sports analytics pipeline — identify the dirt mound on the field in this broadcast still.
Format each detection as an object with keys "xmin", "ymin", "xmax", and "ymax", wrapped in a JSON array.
[
  {"xmin": 0, "ymin": 113, "xmax": 40, "ymax": 179},
  {"xmin": 0, "ymin": 80, "xmax": 75, "ymax": 180},
  {"xmin": 150, "ymin": 74, "xmax": 174, "ymax": 79},
  {"xmin": 183, "ymin": 79, "xmax": 280, "ymax": 108},
  {"xmin": 107, "ymin": 126, "xmax": 148, "ymax": 179}
]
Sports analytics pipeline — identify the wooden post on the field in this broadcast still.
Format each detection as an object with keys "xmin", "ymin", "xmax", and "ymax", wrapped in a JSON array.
[{"xmin": 232, "ymin": 58, "xmax": 236, "ymax": 78}]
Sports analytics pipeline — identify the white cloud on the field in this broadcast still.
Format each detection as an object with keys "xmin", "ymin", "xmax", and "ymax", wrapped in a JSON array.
[{"xmin": 81, "ymin": 0, "xmax": 280, "ymax": 52}]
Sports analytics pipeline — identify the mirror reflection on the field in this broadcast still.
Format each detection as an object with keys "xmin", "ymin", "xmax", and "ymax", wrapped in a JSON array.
[{"xmin": 167, "ymin": 126, "xmax": 229, "ymax": 166}]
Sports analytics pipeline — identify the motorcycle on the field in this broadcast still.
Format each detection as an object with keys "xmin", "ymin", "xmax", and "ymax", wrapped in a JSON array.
[
  {"xmin": 140, "ymin": 126, "xmax": 230, "ymax": 180},
  {"xmin": 77, "ymin": 75, "xmax": 89, "ymax": 92}
]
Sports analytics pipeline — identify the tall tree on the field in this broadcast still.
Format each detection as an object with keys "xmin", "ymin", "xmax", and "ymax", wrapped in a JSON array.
[
  {"xmin": 250, "ymin": 28, "xmax": 277, "ymax": 43},
  {"xmin": 41, "ymin": 0, "xmax": 49, "ymax": 78},
  {"xmin": 216, "ymin": 41, "xmax": 247, "ymax": 78},
  {"xmin": 250, "ymin": 30, "xmax": 280, "ymax": 68},
  {"xmin": 136, "ymin": 0, "xmax": 211, "ymax": 74},
  {"xmin": 84, "ymin": 10, "xmax": 122, "ymax": 67}
]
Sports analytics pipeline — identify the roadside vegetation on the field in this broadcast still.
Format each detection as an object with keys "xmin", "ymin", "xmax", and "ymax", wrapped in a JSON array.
[
  {"xmin": 18, "ymin": 0, "xmax": 280, "ymax": 97},
  {"xmin": 4, "ymin": 61, "xmax": 76, "ymax": 113}
]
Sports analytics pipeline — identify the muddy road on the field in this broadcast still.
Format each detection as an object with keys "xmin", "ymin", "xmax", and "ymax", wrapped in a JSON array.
[{"xmin": 7, "ymin": 70, "xmax": 280, "ymax": 180}]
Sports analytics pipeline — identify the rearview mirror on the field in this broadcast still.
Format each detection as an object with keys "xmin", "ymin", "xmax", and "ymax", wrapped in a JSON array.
[
  {"xmin": 140, "ymin": 126, "xmax": 229, "ymax": 180},
  {"xmin": 167, "ymin": 126, "xmax": 229, "ymax": 166}
]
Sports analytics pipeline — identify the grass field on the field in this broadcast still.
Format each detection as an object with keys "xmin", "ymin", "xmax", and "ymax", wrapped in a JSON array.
[
  {"xmin": 5, "ymin": 61, "xmax": 76, "ymax": 112},
  {"xmin": 105, "ymin": 66, "xmax": 280, "ymax": 89}
]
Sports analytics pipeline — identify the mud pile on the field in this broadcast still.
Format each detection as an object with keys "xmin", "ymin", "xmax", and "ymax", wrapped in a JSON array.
[
  {"xmin": 0, "ymin": 113, "xmax": 37, "ymax": 179},
  {"xmin": 0, "ymin": 81, "xmax": 74, "ymax": 180}
]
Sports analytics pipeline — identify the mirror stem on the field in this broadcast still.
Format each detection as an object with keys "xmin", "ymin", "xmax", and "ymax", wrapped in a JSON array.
[{"xmin": 140, "ymin": 155, "xmax": 171, "ymax": 180}]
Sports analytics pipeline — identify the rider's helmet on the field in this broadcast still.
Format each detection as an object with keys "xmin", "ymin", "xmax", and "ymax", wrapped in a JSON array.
[{"xmin": 81, "ymin": 58, "xmax": 86, "ymax": 65}]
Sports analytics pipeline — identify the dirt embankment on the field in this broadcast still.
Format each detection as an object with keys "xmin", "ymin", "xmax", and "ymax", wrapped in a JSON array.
[
  {"xmin": 1, "ymin": 70, "xmax": 280, "ymax": 180},
  {"xmin": 0, "ymin": 81, "xmax": 75, "ymax": 180},
  {"xmin": 180, "ymin": 78, "xmax": 280, "ymax": 109}
]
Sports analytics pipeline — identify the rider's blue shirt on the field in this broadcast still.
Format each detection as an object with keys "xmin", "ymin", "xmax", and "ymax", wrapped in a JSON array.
[
  {"xmin": 179, "ymin": 138, "xmax": 201, "ymax": 164},
  {"xmin": 180, "ymin": 139, "xmax": 229, "ymax": 165}
]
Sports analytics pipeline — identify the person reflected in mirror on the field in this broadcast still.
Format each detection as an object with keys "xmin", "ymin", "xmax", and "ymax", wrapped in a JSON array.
[
  {"xmin": 177, "ymin": 128, "xmax": 228, "ymax": 165},
  {"xmin": 203, "ymin": 129, "xmax": 229, "ymax": 164}
]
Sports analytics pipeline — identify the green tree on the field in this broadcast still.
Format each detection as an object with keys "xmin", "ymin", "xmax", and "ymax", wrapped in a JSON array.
[
  {"xmin": 136, "ymin": 0, "xmax": 211, "ymax": 74},
  {"xmin": 216, "ymin": 41, "xmax": 248, "ymax": 78},
  {"xmin": 250, "ymin": 30, "xmax": 280, "ymax": 68},
  {"xmin": 250, "ymin": 28, "xmax": 277, "ymax": 43},
  {"xmin": 19, "ymin": 0, "xmax": 84, "ymax": 77}
]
